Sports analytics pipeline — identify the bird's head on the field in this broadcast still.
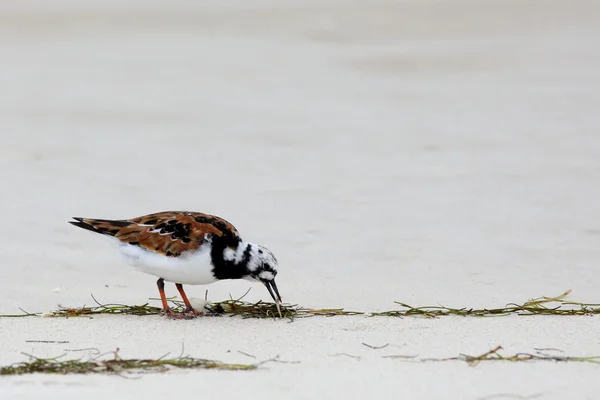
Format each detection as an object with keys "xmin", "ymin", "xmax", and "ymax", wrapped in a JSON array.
[
  {"xmin": 226, "ymin": 242, "xmax": 282, "ymax": 316},
  {"xmin": 245, "ymin": 244, "xmax": 282, "ymax": 316}
]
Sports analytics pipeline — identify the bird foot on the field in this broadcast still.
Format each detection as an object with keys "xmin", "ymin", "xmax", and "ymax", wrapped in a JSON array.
[
  {"xmin": 185, "ymin": 307, "xmax": 201, "ymax": 316},
  {"xmin": 164, "ymin": 309, "xmax": 199, "ymax": 320}
]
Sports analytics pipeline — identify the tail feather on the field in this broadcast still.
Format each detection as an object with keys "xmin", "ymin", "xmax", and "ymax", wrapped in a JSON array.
[
  {"xmin": 68, "ymin": 217, "xmax": 99, "ymax": 233},
  {"xmin": 68, "ymin": 217, "xmax": 130, "ymax": 237}
]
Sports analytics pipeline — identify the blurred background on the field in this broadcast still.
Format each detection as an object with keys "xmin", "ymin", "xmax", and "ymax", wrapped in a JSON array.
[{"xmin": 1, "ymin": 0, "xmax": 599, "ymax": 313}]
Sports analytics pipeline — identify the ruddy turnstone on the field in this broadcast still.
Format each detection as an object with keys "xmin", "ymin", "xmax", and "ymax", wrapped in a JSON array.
[{"xmin": 68, "ymin": 211, "xmax": 282, "ymax": 318}]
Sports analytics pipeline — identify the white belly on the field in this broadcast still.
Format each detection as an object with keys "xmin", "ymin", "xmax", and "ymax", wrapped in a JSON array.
[{"xmin": 118, "ymin": 243, "xmax": 218, "ymax": 285}]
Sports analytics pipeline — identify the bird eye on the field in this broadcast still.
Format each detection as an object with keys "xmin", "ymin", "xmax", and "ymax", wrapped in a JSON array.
[{"xmin": 258, "ymin": 249, "xmax": 263, "ymax": 254}]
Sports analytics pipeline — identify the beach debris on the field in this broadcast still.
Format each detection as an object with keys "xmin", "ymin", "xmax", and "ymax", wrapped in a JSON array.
[
  {"xmin": 0, "ymin": 290, "xmax": 361, "ymax": 320},
  {"xmin": 24, "ymin": 340, "xmax": 69, "ymax": 344},
  {"xmin": 0, "ymin": 351, "xmax": 257, "ymax": 376},
  {"xmin": 383, "ymin": 345, "xmax": 600, "ymax": 365},
  {"xmin": 362, "ymin": 343, "xmax": 389, "ymax": 350},
  {"xmin": 329, "ymin": 353, "xmax": 361, "ymax": 361},
  {"xmin": 371, "ymin": 290, "xmax": 600, "ymax": 318},
  {"xmin": 237, "ymin": 351, "xmax": 256, "ymax": 359},
  {"xmin": 1, "ymin": 290, "xmax": 599, "ymax": 319}
]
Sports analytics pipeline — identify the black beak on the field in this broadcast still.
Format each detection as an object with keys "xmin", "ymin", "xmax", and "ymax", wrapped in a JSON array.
[{"xmin": 263, "ymin": 279, "xmax": 282, "ymax": 317}]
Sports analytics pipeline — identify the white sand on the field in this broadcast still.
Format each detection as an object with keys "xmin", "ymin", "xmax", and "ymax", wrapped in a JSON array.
[{"xmin": 1, "ymin": 0, "xmax": 600, "ymax": 398}]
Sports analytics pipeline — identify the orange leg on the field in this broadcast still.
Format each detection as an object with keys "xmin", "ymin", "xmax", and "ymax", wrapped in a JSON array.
[
  {"xmin": 156, "ymin": 278, "xmax": 170, "ymax": 312},
  {"xmin": 176, "ymin": 283, "xmax": 199, "ymax": 315}
]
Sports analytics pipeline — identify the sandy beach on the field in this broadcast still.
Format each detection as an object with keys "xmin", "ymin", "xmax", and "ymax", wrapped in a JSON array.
[{"xmin": 1, "ymin": 0, "xmax": 600, "ymax": 399}]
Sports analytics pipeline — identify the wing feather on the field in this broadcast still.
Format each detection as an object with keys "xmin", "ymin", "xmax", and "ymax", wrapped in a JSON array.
[{"xmin": 69, "ymin": 211, "xmax": 241, "ymax": 257}]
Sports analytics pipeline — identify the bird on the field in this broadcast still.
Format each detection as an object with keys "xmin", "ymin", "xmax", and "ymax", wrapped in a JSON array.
[{"xmin": 68, "ymin": 211, "xmax": 282, "ymax": 318}]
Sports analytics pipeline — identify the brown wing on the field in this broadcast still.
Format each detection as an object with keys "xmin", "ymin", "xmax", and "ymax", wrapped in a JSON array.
[{"xmin": 69, "ymin": 211, "xmax": 241, "ymax": 257}]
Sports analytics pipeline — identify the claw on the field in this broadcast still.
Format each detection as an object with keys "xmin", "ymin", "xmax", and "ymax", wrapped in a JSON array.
[
  {"xmin": 165, "ymin": 309, "xmax": 198, "ymax": 320},
  {"xmin": 185, "ymin": 307, "xmax": 201, "ymax": 316}
]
